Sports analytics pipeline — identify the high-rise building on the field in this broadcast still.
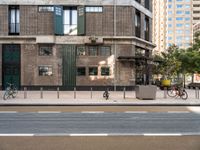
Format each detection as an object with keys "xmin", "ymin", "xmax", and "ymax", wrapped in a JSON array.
[
  {"xmin": 152, "ymin": 0, "xmax": 167, "ymax": 53},
  {"xmin": 193, "ymin": 0, "xmax": 200, "ymax": 25},
  {"xmin": 153, "ymin": 0, "xmax": 193, "ymax": 53}
]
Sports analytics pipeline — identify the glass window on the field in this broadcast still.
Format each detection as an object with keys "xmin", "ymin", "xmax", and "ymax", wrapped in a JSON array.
[
  {"xmin": 176, "ymin": 11, "xmax": 183, "ymax": 14},
  {"xmin": 185, "ymin": 5, "xmax": 190, "ymax": 8},
  {"xmin": 168, "ymin": 18, "xmax": 172, "ymax": 21},
  {"xmin": 176, "ymin": 17, "xmax": 183, "ymax": 21},
  {"xmin": 9, "ymin": 6, "xmax": 20, "ymax": 35},
  {"xmin": 101, "ymin": 67, "xmax": 110, "ymax": 76},
  {"xmin": 185, "ymin": 30, "xmax": 190, "ymax": 34},
  {"xmin": 77, "ymin": 46, "xmax": 86, "ymax": 56},
  {"xmin": 85, "ymin": 6, "xmax": 103, "ymax": 12},
  {"xmin": 185, "ymin": 18, "xmax": 190, "ymax": 21},
  {"xmin": 168, "ymin": 30, "xmax": 173, "ymax": 34},
  {"xmin": 168, "ymin": 11, "xmax": 172, "ymax": 15},
  {"xmin": 185, "ymin": 11, "xmax": 190, "ymax": 14},
  {"xmin": 185, "ymin": 37, "xmax": 190, "ymax": 41},
  {"xmin": 168, "ymin": 4, "xmax": 172, "ymax": 8},
  {"xmin": 168, "ymin": 0, "xmax": 172, "ymax": 2},
  {"xmin": 177, "ymin": 0, "xmax": 183, "ymax": 1},
  {"xmin": 185, "ymin": 24, "xmax": 190, "ymax": 27},
  {"xmin": 77, "ymin": 67, "xmax": 86, "ymax": 76},
  {"xmin": 176, "ymin": 24, "xmax": 183, "ymax": 27},
  {"xmin": 38, "ymin": 66, "xmax": 53, "ymax": 76},
  {"xmin": 89, "ymin": 67, "xmax": 98, "ymax": 76},
  {"xmin": 176, "ymin": 36, "xmax": 183, "ymax": 41},
  {"xmin": 63, "ymin": 7, "xmax": 77, "ymax": 35},
  {"xmin": 88, "ymin": 46, "xmax": 98, "ymax": 56},
  {"xmin": 176, "ymin": 4, "xmax": 183, "ymax": 8},
  {"xmin": 168, "ymin": 24, "xmax": 172, "ymax": 27},
  {"xmin": 39, "ymin": 45, "xmax": 53, "ymax": 56},
  {"xmin": 135, "ymin": 10, "xmax": 141, "ymax": 38},
  {"xmin": 185, "ymin": 0, "xmax": 190, "ymax": 2},
  {"xmin": 99, "ymin": 46, "xmax": 111, "ymax": 56},
  {"xmin": 38, "ymin": 6, "xmax": 54, "ymax": 12},
  {"xmin": 176, "ymin": 30, "xmax": 183, "ymax": 34},
  {"xmin": 168, "ymin": 37, "xmax": 172, "ymax": 40}
]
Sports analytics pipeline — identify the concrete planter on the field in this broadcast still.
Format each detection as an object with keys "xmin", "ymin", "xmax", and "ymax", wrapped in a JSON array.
[{"xmin": 135, "ymin": 85, "xmax": 157, "ymax": 100}]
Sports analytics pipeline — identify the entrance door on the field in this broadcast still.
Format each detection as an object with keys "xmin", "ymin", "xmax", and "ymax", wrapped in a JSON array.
[{"xmin": 2, "ymin": 44, "xmax": 20, "ymax": 89}]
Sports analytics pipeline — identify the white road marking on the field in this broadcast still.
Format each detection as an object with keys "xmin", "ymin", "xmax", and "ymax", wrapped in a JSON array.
[
  {"xmin": 0, "ymin": 111, "xmax": 17, "ymax": 113},
  {"xmin": 143, "ymin": 133, "xmax": 182, "ymax": 136},
  {"xmin": 81, "ymin": 111, "xmax": 104, "ymax": 113},
  {"xmin": 167, "ymin": 111, "xmax": 190, "ymax": 114},
  {"xmin": 37, "ymin": 111, "xmax": 61, "ymax": 113},
  {"xmin": 0, "ymin": 134, "xmax": 34, "ymax": 136},
  {"xmin": 70, "ymin": 134, "xmax": 108, "ymax": 136},
  {"xmin": 125, "ymin": 111, "xmax": 147, "ymax": 113}
]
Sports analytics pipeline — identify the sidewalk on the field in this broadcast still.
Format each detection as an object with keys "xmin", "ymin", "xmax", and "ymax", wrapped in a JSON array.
[{"xmin": 0, "ymin": 89, "xmax": 200, "ymax": 106}]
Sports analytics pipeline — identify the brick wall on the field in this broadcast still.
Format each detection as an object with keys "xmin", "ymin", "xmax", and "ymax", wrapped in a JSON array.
[
  {"xmin": 21, "ymin": 44, "xmax": 62, "ymax": 86},
  {"xmin": 20, "ymin": 6, "xmax": 38, "ymax": 35},
  {"xmin": 0, "ymin": 6, "xmax": 8, "ymax": 36}
]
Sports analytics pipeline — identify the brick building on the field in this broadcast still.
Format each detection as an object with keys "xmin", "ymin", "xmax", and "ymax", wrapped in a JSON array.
[{"xmin": 0, "ymin": 0, "xmax": 155, "ymax": 90}]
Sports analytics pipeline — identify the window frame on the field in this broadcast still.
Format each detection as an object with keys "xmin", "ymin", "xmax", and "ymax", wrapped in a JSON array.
[
  {"xmin": 38, "ymin": 44, "xmax": 53, "ymax": 56},
  {"xmin": 101, "ymin": 67, "xmax": 110, "ymax": 76},
  {"xmin": 77, "ymin": 67, "xmax": 86, "ymax": 76},
  {"xmin": 38, "ymin": 65, "xmax": 53, "ymax": 76},
  {"xmin": 89, "ymin": 67, "xmax": 98, "ymax": 76}
]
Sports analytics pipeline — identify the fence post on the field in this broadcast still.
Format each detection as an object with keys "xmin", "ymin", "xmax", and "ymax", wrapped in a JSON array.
[
  {"xmin": 91, "ymin": 87, "xmax": 93, "ymax": 99},
  {"xmin": 123, "ymin": 87, "xmax": 126, "ymax": 99},
  {"xmin": 40, "ymin": 87, "xmax": 43, "ymax": 99},
  {"xmin": 57, "ymin": 87, "xmax": 59, "ymax": 99},
  {"xmin": 164, "ymin": 87, "xmax": 167, "ymax": 99},
  {"xmin": 195, "ymin": 87, "xmax": 199, "ymax": 99},
  {"xmin": 74, "ymin": 87, "xmax": 76, "ymax": 99},
  {"xmin": 24, "ymin": 87, "xmax": 27, "ymax": 99}
]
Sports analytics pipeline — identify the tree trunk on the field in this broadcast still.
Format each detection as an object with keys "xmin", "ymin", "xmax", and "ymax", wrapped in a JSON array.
[{"xmin": 183, "ymin": 74, "xmax": 186, "ymax": 88}]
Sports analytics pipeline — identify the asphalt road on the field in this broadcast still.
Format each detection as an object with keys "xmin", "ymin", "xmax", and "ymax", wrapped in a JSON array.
[{"xmin": 0, "ymin": 112, "xmax": 200, "ymax": 135}]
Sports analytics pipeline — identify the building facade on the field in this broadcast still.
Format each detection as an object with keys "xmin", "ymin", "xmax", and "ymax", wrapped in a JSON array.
[
  {"xmin": 152, "ymin": 0, "xmax": 167, "ymax": 54},
  {"xmin": 193, "ymin": 0, "xmax": 200, "ymax": 25},
  {"xmin": 0, "ymin": 0, "xmax": 154, "ymax": 90},
  {"xmin": 153, "ymin": 0, "xmax": 193, "ymax": 53}
]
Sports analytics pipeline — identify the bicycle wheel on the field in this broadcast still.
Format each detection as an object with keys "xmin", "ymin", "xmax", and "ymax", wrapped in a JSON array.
[
  {"xmin": 167, "ymin": 89, "xmax": 177, "ymax": 97},
  {"xmin": 181, "ymin": 91, "xmax": 188, "ymax": 100},
  {"xmin": 11, "ymin": 87, "xmax": 18, "ymax": 98},
  {"xmin": 3, "ymin": 91, "xmax": 10, "ymax": 100}
]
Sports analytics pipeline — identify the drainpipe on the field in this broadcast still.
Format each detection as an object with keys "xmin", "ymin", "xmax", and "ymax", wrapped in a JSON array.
[{"xmin": 114, "ymin": 0, "xmax": 117, "ymax": 91}]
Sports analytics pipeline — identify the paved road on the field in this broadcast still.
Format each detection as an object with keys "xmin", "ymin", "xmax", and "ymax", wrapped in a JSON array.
[{"xmin": 0, "ymin": 112, "xmax": 200, "ymax": 135}]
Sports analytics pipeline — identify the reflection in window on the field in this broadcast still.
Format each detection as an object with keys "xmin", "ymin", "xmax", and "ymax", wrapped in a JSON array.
[
  {"xmin": 88, "ymin": 46, "xmax": 98, "ymax": 56},
  {"xmin": 89, "ymin": 67, "xmax": 98, "ymax": 75},
  {"xmin": 85, "ymin": 7, "xmax": 103, "ymax": 12},
  {"xmin": 63, "ymin": 7, "xmax": 77, "ymax": 35},
  {"xmin": 77, "ymin": 46, "xmax": 86, "ymax": 56},
  {"xmin": 101, "ymin": 67, "xmax": 110, "ymax": 76},
  {"xmin": 77, "ymin": 67, "xmax": 86, "ymax": 76},
  {"xmin": 9, "ymin": 6, "xmax": 20, "ymax": 35},
  {"xmin": 39, "ymin": 66, "xmax": 53, "ymax": 76},
  {"xmin": 99, "ymin": 46, "xmax": 111, "ymax": 56},
  {"xmin": 39, "ymin": 45, "xmax": 53, "ymax": 56}
]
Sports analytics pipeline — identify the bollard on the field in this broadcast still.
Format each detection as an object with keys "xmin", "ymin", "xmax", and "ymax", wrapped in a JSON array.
[
  {"xmin": 24, "ymin": 87, "xmax": 27, "ymax": 99},
  {"xmin": 74, "ymin": 87, "xmax": 76, "ymax": 99},
  {"xmin": 57, "ymin": 87, "xmax": 59, "ymax": 99},
  {"xmin": 164, "ymin": 87, "xmax": 167, "ymax": 99},
  {"xmin": 91, "ymin": 87, "xmax": 93, "ymax": 99},
  {"xmin": 40, "ymin": 87, "xmax": 43, "ymax": 99},
  {"xmin": 123, "ymin": 87, "xmax": 126, "ymax": 99},
  {"xmin": 195, "ymin": 87, "xmax": 199, "ymax": 99}
]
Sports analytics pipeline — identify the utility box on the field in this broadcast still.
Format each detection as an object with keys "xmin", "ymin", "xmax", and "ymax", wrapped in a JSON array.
[{"xmin": 135, "ymin": 85, "xmax": 157, "ymax": 100}]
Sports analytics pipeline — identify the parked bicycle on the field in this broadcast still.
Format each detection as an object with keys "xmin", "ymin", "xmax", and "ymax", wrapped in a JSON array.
[
  {"xmin": 103, "ymin": 88, "xmax": 109, "ymax": 100},
  {"xmin": 3, "ymin": 83, "xmax": 18, "ymax": 100},
  {"xmin": 167, "ymin": 85, "xmax": 188, "ymax": 100}
]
